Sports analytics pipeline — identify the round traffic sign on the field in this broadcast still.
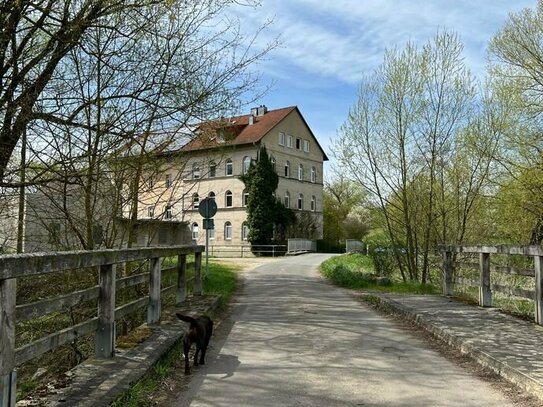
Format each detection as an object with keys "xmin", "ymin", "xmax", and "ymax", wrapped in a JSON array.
[{"xmin": 198, "ymin": 197, "xmax": 217, "ymax": 218}]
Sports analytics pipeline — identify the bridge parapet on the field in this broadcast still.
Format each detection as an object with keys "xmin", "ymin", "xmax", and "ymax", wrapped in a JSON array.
[
  {"xmin": 439, "ymin": 244, "xmax": 543, "ymax": 325},
  {"xmin": 0, "ymin": 245, "xmax": 203, "ymax": 407}
]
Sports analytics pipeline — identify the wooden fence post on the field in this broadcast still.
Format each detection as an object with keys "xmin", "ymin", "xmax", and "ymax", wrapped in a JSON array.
[
  {"xmin": 443, "ymin": 250, "xmax": 453, "ymax": 296},
  {"xmin": 176, "ymin": 254, "xmax": 187, "ymax": 305},
  {"xmin": 0, "ymin": 278, "xmax": 16, "ymax": 407},
  {"xmin": 147, "ymin": 257, "xmax": 161, "ymax": 325},
  {"xmin": 194, "ymin": 251, "xmax": 202, "ymax": 296},
  {"xmin": 479, "ymin": 252, "xmax": 492, "ymax": 307},
  {"xmin": 534, "ymin": 255, "xmax": 543, "ymax": 325},
  {"xmin": 96, "ymin": 264, "xmax": 116, "ymax": 358}
]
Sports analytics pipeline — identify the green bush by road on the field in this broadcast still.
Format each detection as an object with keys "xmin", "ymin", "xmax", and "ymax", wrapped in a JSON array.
[{"xmin": 320, "ymin": 254, "xmax": 438, "ymax": 294}]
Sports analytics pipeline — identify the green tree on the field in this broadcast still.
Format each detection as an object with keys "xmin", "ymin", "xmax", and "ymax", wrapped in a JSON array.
[
  {"xmin": 334, "ymin": 31, "xmax": 478, "ymax": 282},
  {"xmin": 487, "ymin": 0, "xmax": 543, "ymax": 243},
  {"xmin": 241, "ymin": 146, "xmax": 294, "ymax": 245},
  {"xmin": 323, "ymin": 176, "xmax": 369, "ymax": 246}
]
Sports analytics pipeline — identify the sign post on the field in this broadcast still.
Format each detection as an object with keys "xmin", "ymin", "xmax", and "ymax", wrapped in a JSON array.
[{"xmin": 198, "ymin": 197, "xmax": 217, "ymax": 279}]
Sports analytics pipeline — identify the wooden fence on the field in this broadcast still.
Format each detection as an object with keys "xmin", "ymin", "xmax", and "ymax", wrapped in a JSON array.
[
  {"xmin": 0, "ymin": 245, "xmax": 203, "ymax": 407},
  {"xmin": 440, "ymin": 245, "xmax": 543, "ymax": 325}
]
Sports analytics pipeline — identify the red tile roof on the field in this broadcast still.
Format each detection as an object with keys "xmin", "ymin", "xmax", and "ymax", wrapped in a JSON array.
[
  {"xmin": 182, "ymin": 106, "xmax": 296, "ymax": 151},
  {"xmin": 180, "ymin": 105, "xmax": 328, "ymax": 160}
]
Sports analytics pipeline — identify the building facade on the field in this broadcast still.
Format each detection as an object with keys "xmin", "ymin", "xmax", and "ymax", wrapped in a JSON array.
[{"xmin": 139, "ymin": 105, "xmax": 328, "ymax": 247}]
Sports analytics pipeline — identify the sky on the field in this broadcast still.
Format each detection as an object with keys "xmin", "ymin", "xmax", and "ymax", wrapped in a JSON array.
[{"xmin": 229, "ymin": 0, "xmax": 537, "ymax": 174}]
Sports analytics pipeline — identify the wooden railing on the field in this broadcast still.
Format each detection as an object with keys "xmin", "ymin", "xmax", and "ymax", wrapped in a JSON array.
[
  {"xmin": 0, "ymin": 245, "xmax": 203, "ymax": 407},
  {"xmin": 440, "ymin": 245, "xmax": 543, "ymax": 325}
]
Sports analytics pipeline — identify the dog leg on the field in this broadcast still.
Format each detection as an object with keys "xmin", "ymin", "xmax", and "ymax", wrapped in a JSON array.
[
  {"xmin": 194, "ymin": 345, "xmax": 200, "ymax": 367},
  {"xmin": 184, "ymin": 340, "xmax": 191, "ymax": 374}
]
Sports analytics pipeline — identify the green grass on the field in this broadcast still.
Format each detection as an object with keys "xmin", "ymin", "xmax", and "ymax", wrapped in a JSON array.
[
  {"xmin": 320, "ymin": 254, "xmax": 439, "ymax": 294},
  {"xmin": 203, "ymin": 261, "xmax": 238, "ymax": 307}
]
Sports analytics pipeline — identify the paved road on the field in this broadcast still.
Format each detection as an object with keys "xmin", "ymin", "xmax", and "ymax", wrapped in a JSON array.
[{"xmin": 171, "ymin": 254, "xmax": 517, "ymax": 407}]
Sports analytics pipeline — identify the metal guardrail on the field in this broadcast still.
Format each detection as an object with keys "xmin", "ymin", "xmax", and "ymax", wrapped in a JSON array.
[
  {"xmin": 208, "ymin": 244, "xmax": 287, "ymax": 257},
  {"xmin": 287, "ymin": 239, "xmax": 316, "ymax": 253}
]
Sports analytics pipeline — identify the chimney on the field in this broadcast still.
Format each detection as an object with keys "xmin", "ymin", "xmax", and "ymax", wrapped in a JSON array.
[
  {"xmin": 250, "ymin": 107, "xmax": 258, "ymax": 116},
  {"xmin": 257, "ymin": 105, "xmax": 267, "ymax": 116},
  {"xmin": 249, "ymin": 115, "xmax": 256, "ymax": 125}
]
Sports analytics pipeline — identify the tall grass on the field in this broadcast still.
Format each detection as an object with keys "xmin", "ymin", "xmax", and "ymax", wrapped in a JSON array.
[{"xmin": 320, "ymin": 254, "xmax": 438, "ymax": 294}]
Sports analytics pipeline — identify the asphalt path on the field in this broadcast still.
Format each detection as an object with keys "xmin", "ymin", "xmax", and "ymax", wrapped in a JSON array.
[{"xmin": 171, "ymin": 254, "xmax": 517, "ymax": 407}]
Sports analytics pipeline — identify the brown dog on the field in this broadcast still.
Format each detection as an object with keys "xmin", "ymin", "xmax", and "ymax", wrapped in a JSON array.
[{"xmin": 176, "ymin": 313, "xmax": 213, "ymax": 374}]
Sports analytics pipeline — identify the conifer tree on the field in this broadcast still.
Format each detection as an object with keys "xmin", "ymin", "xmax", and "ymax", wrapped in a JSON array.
[{"xmin": 241, "ymin": 145, "xmax": 294, "ymax": 245}]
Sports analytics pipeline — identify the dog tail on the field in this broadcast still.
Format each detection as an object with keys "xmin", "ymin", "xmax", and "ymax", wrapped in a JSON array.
[{"xmin": 176, "ymin": 313, "xmax": 197, "ymax": 325}]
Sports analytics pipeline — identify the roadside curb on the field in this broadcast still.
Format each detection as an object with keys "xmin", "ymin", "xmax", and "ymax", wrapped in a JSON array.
[
  {"xmin": 360, "ymin": 293, "xmax": 543, "ymax": 403},
  {"xmin": 28, "ymin": 295, "xmax": 222, "ymax": 407}
]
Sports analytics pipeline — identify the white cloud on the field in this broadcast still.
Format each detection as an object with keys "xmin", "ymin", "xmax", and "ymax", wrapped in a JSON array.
[{"xmin": 231, "ymin": 0, "xmax": 537, "ymax": 84}]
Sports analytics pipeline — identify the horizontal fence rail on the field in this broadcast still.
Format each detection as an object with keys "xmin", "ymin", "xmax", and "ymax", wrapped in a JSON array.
[
  {"xmin": 0, "ymin": 245, "xmax": 203, "ymax": 407},
  {"xmin": 440, "ymin": 245, "xmax": 543, "ymax": 325},
  {"xmin": 207, "ymin": 244, "xmax": 287, "ymax": 257}
]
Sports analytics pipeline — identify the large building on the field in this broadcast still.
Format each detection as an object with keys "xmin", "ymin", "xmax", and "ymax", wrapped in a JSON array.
[{"xmin": 139, "ymin": 105, "xmax": 328, "ymax": 247}]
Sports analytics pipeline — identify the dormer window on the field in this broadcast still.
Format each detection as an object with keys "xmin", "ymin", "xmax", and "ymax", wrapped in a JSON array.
[{"xmin": 217, "ymin": 129, "xmax": 225, "ymax": 143}]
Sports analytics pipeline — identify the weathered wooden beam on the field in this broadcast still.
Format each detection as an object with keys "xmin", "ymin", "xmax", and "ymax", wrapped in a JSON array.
[
  {"xmin": 479, "ymin": 252, "xmax": 492, "ymax": 307},
  {"xmin": 16, "ymin": 286, "xmax": 100, "ymax": 322},
  {"xmin": 176, "ymin": 254, "xmax": 187, "ymax": 305},
  {"xmin": 491, "ymin": 284, "xmax": 534, "ymax": 300},
  {"xmin": 0, "ymin": 245, "xmax": 204, "ymax": 280},
  {"xmin": 439, "ymin": 245, "xmax": 543, "ymax": 256},
  {"xmin": 193, "ymin": 251, "xmax": 202, "ymax": 296},
  {"xmin": 96, "ymin": 264, "xmax": 116, "ymax": 358},
  {"xmin": 147, "ymin": 258, "xmax": 161, "ymax": 325},
  {"xmin": 443, "ymin": 250, "xmax": 453, "ymax": 296},
  {"xmin": 114, "ymin": 297, "xmax": 149, "ymax": 320},
  {"xmin": 15, "ymin": 319, "xmax": 98, "ymax": 366},
  {"xmin": 0, "ymin": 278, "xmax": 16, "ymax": 407},
  {"xmin": 116, "ymin": 272, "xmax": 149, "ymax": 290},
  {"xmin": 535, "ymin": 256, "xmax": 543, "ymax": 325}
]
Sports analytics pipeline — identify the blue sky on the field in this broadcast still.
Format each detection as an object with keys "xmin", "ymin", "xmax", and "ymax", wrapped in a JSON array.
[{"xmin": 230, "ymin": 0, "xmax": 536, "ymax": 173}]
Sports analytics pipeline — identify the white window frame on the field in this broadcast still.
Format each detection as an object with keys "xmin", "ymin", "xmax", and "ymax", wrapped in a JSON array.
[
  {"xmin": 311, "ymin": 166, "xmax": 316, "ymax": 183},
  {"xmin": 287, "ymin": 134, "xmax": 293, "ymax": 148},
  {"xmin": 208, "ymin": 191, "xmax": 216, "ymax": 200},
  {"xmin": 295, "ymin": 138, "xmax": 301, "ymax": 150},
  {"xmin": 193, "ymin": 193, "xmax": 199, "ymax": 209},
  {"xmin": 192, "ymin": 223, "xmax": 199, "ymax": 240},
  {"xmin": 225, "ymin": 190, "xmax": 233, "ymax": 207},
  {"xmin": 225, "ymin": 159, "xmax": 233, "ymax": 176},
  {"xmin": 298, "ymin": 164, "xmax": 304, "ymax": 181},
  {"xmin": 147, "ymin": 206, "xmax": 155, "ymax": 218},
  {"xmin": 209, "ymin": 162, "xmax": 216, "ymax": 178},
  {"xmin": 284, "ymin": 161, "xmax": 290, "ymax": 177},
  {"xmin": 242, "ymin": 190, "xmax": 249, "ymax": 207},
  {"xmin": 279, "ymin": 132, "xmax": 285, "ymax": 146},
  {"xmin": 192, "ymin": 163, "xmax": 200, "ymax": 180},
  {"xmin": 298, "ymin": 194, "xmax": 303, "ymax": 210},
  {"xmin": 311, "ymin": 196, "xmax": 316, "ymax": 212},
  {"xmin": 209, "ymin": 227, "xmax": 215, "ymax": 240},
  {"xmin": 243, "ymin": 156, "xmax": 251, "ymax": 174},
  {"xmin": 242, "ymin": 222, "xmax": 249, "ymax": 241},
  {"xmin": 224, "ymin": 221, "xmax": 232, "ymax": 240},
  {"xmin": 284, "ymin": 191, "xmax": 290, "ymax": 208},
  {"xmin": 303, "ymin": 139, "xmax": 310, "ymax": 152}
]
